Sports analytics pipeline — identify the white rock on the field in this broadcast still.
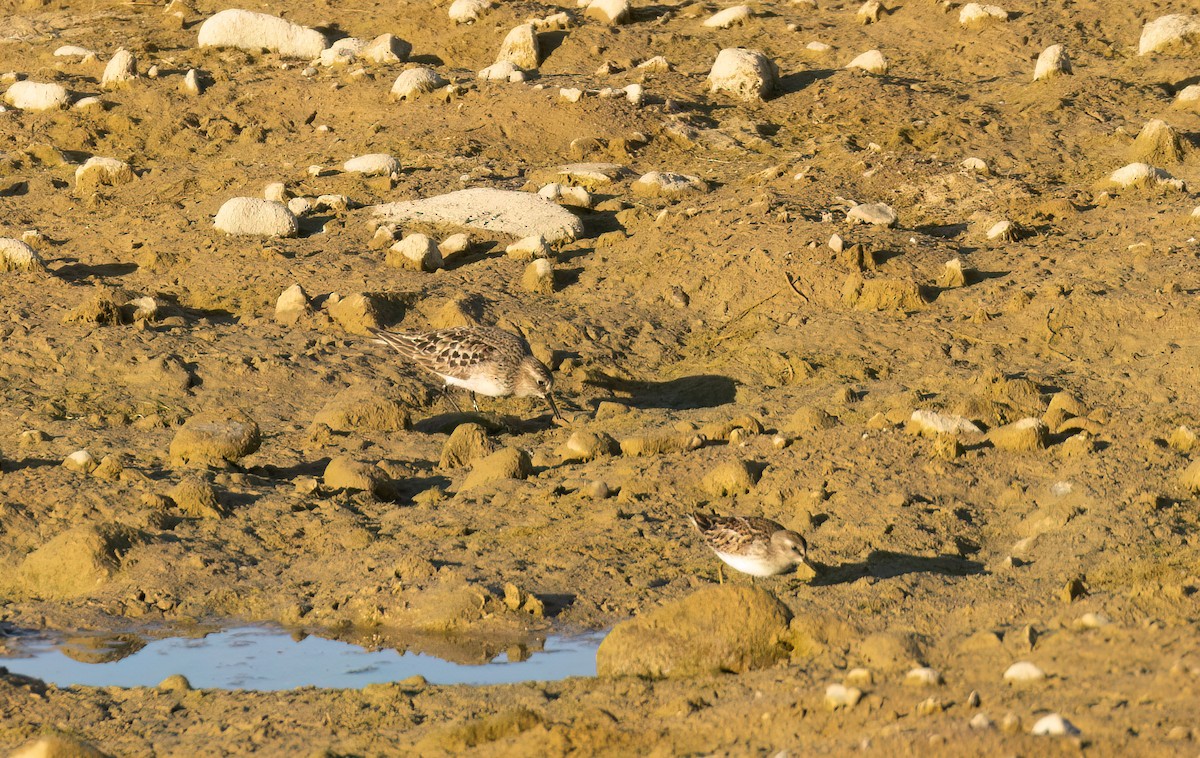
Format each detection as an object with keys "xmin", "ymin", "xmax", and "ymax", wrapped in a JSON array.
[
  {"xmin": 362, "ymin": 34, "xmax": 411, "ymax": 65},
  {"xmin": 388, "ymin": 233, "xmax": 444, "ymax": 271},
  {"xmin": 632, "ymin": 171, "xmax": 707, "ymax": 198},
  {"xmin": 846, "ymin": 49, "xmax": 887, "ymax": 74},
  {"xmin": 3, "ymin": 81, "xmax": 70, "ymax": 111},
  {"xmin": 905, "ymin": 667, "xmax": 943, "ymax": 686},
  {"xmin": 1003, "ymin": 661, "xmax": 1046, "ymax": 683},
  {"xmin": 987, "ymin": 219, "xmax": 1016, "ymax": 240},
  {"xmin": 1107, "ymin": 163, "xmax": 1185, "ymax": 191},
  {"xmin": 372, "ymin": 188, "xmax": 584, "ymax": 243},
  {"xmin": 586, "ymin": 0, "xmax": 631, "ymax": 25},
  {"xmin": 531, "ymin": 11, "xmax": 572, "ymax": 31},
  {"xmin": 638, "ymin": 55, "xmax": 671, "ymax": 72},
  {"xmin": 538, "ymin": 183, "xmax": 593, "ymax": 208},
  {"xmin": 390, "ymin": 67, "xmax": 448, "ymax": 100},
  {"xmin": 824, "ymin": 684, "xmax": 863, "ymax": 709},
  {"xmin": 0, "ymin": 238, "xmax": 45, "ymax": 272},
  {"xmin": 1176, "ymin": 84, "xmax": 1200, "ymax": 108},
  {"xmin": 909, "ymin": 410, "xmax": 983, "ymax": 436},
  {"xmin": 959, "ymin": 2, "xmax": 1007, "ymax": 27},
  {"xmin": 320, "ymin": 37, "xmax": 367, "ymax": 67},
  {"xmin": 478, "ymin": 61, "xmax": 521, "ymax": 81},
  {"xmin": 806, "ymin": 41, "xmax": 832, "ymax": 52},
  {"xmin": 856, "ymin": 0, "xmax": 882, "ymax": 24},
  {"xmin": 197, "ymin": 9, "xmax": 328, "ymax": 59},
  {"xmin": 560, "ymin": 87, "xmax": 584, "ymax": 103},
  {"xmin": 624, "ymin": 83, "xmax": 645, "ymax": 105},
  {"xmin": 506, "ymin": 235, "xmax": 551, "ymax": 260},
  {"xmin": 703, "ymin": 6, "xmax": 752, "ymax": 28},
  {"xmin": 522, "ymin": 258, "xmax": 555, "ymax": 293},
  {"xmin": 264, "ymin": 182, "xmax": 287, "ymax": 202},
  {"xmin": 182, "ymin": 69, "xmax": 202, "ymax": 95},
  {"xmin": 439, "ymin": 233, "xmax": 471, "ymax": 256},
  {"xmin": 847, "ymin": 202, "xmax": 897, "ymax": 227},
  {"xmin": 75, "ymin": 157, "xmax": 133, "ymax": 189},
  {"xmin": 1138, "ymin": 14, "xmax": 1200, "ymax": 56},
  {"xmin": 1075, "ymin": 612, "xmax": 1110, "ymax": 629},
  {"xmin": 275, "ymin": 283, "xmax": 311, "ymax": 324},
  {"xmin": 214, "ymin": 198, "xmax": 300, "ymax": 237},
  {"xmin": 73, "ymin": 96, "xmax": 102, "ymax": 110},
  {"xmin": 969, "ymin": 713, "xmax": 993, "ymax": 729},
  {"xmin": 707, "ymin": 48, "xmax": 776, "ymax": 100},
  {"xmin": 314, "ymin": 194, "xmax": 350, "ymax": 212},
  {"xmin": 449, "ymin": 0, "xmax": 491, "ymax": 24},
  {"xmin": 101, "ymin": 49, "xmax": 137, "ymax": 90},
  {"xmin": 130, "ymin": 297, "xmax": 159, "ymax": 321},
  {"xmin": 961, "ymin": 157, "xmax": 988, "ymax": 173},
  {"xmin": 54, "ymin": 45, "xmax": 95, "ymax": 58},
  {"xmin": 1032, "ymin": 713, "xmax": 1079, "ymax": 736},
  {"xmin": 287, "ymin": 197, "xmax": 313, "ymax": 216},
  {"xmin": 497, "ymin": 24, "xmax": 539, "ymax": 69},
  {"xmin": 62, "ymin": 450, "xmax": 98, "ymax": 474},
  {"xmin": 1033, "ymin": 44, "xmax": 1071, "ymax": 80},
  {"xmin": 344, "ymin": 153, "xmax": 399, "ymax": 176}
]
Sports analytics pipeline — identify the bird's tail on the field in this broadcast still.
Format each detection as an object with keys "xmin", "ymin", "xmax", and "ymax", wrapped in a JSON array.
[
  {"xmin": 688, "ymin": 512, "xmax": 712, "ymax": 531},
  {"xmin": 367, "ymin": 327, "xmax": 419, "ymax": 358}
]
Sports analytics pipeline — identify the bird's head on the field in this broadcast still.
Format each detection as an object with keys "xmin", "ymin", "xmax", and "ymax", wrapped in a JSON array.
[
  {"xmin": 514, "ymin": 357, "xmax": 561, "ymax": 419},
  {"xmin": 772, "ymin": 529, "xmax": 811, "ymax": 568}
]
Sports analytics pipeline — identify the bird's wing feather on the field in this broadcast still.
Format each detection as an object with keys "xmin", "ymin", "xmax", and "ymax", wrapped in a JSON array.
[{"xmin": 369, "ymin": 327, "xmax": 510, "ymax": 381}]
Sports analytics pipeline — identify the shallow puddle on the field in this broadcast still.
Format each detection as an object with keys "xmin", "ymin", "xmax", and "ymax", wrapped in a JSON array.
[{"xmin": 0, "ymin": 627, "xmax": 605, "ymax": 691}]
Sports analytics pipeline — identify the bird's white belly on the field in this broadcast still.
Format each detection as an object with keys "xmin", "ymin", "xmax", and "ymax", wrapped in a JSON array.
[
  {"xmin": 440, "ymin": 373, "xmax": 506, "ymax": 397},
  {"xmin": 715, "ymin": 551, "xmax": 788, "ymax": 577}
]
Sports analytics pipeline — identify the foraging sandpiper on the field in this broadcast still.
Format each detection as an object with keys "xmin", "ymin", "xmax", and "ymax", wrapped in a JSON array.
[
  {"xmin": 689, "ymin": 513, "xmax": 812, "ymax": 581},
  {"xmin": 369, "ymin": 325, "xmax": 561, "ymax": 419}
]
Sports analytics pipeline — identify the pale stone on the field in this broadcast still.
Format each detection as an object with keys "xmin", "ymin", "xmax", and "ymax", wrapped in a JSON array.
[
  {"xmin": 847, "ymin": 202, "xmax": 897, "ymax": 227},
  {"xmin": 707, "ymin": 48, "xmax": 776, "ymax": 100},
  {"xmin": 825, "ymin": 684, "xmax": 863, "ymax": 709},
  {"xmin": 75, "ymin": 157, "xmax": 133, "ymax": 189},
  {"xmin": 363, "ymin": 34, "xmax": 410, "ymax": 64},
  {"xmin": 522, "ymin": 258, "xmax": 555, "ymax": 293},
  {"xmin": 1033, "ymin": 44, "xmax": 1071, "ymax": 80},
  {"xmin": 101, "ymin": 49, "xmax": 137, "ymax": 89},
  {"xmin": 632, "ymin": 171, "xmax": 707, "ymax": 198},
  {"xmin": 478, "ymin": 61, "xmax": 522, "ymax": 81},
  {"xmin": 1138, "ymin": 14, "xmax": 1200, "ymax": 56},
  {"xmin": 213, "ymin": 197, "xmax": 299, "ymax": 237},
  {"xmin": 0, "ymin": 238, "xmax": 44, "ymax": 272},
  {"xmin": 390, "ymin": 67, "xmax": 448, "ymax": 100},
  {"xmin": 908, "ymin": 410, "xmax": 982, "ymax": 436},
  {"xmin": 182, "ymin": 69, "xmax": 202, "ymax": 95},
  {"xmin": 587, "ymin": 0, "xmax": 631, "ymax": 25},
  {"xmin": 372, "ymin": 188, "xmax": 584, "ymax": 243},
  {"xmin": 497, "ymin": 24, "xmax": 539, "ymax": 69},
  {"xmin": 506, "ymin": 235, "xmax": 551, "ymax": 261},
  {"xmin": 1003, "ymin": 661, "xmax": 1046, "ymax": 683},
  {"xmin": 959, "ymin": 2, "xmax": 1007, "ymax": 27},
  {"xmin": 3, "ymin": 81, "xmax": 69, "ymax": 111},
  {"xmin": 703, "ymin": 6, "xmax": 752, "ymax": 28},
  {"xmin": 387, "ymin": 233, "xmax": 444, "ymax": 271},
  {"xmin": 449, "ymin": 0, "xmax": 491, "ymax": 24},
  {"xmin": 275, "ymin": 284, "xmax": 311, "ymax": 324},
  {"xmin": 1106, "ymin": 163, "xmax": 1185, "ymax": 191},
  {"xmin": 344, "ymin": 153, "xmax": 399, "ymax": 176},
  {"xmin": 846, "ymin": 49, "xmax": 887, "ymax": 74},
  {"xmin": 63, "ymin": 450, "xmax": 98, "ymax": 474},
  {"xmin": 197, "ymin": 9, "xmax": 327, "ymax": 58},
  {"xmin": 1032, "ymin": 713, "xmax": 1080, "ymax": 736}
]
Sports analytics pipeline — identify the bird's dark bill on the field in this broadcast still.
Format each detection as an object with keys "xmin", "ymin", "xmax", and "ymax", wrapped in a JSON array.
[{"xmin": 546, "ymin": 393, "xmax": 562, "ymax": 420}]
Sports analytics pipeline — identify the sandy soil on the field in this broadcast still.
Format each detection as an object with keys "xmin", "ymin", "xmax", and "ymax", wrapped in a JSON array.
[{"xmin": 2, "ymin": 0, "xmax": 1200, "ymax": 753}]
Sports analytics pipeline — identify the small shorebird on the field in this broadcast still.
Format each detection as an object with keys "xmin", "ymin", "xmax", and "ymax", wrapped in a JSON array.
[
  {"xmin": 368, "ymin": 325, "xmax": 561, "ymax": 420},
  {"xmin": 689, "ymin": 513, "xmax": 812, "ymax": 583}
]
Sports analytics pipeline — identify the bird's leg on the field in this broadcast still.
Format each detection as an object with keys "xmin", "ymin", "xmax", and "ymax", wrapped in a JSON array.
[
  {"xmin": 718, "ymin": 564, "xmax": 724, "ymax": 585},
  {"xmin": 440, "ymin": 384, "xmax": 462, "ymax": 412},
  {"xmin": 470, "ymin": 391, "xmax": 480, "ymax": 412}
]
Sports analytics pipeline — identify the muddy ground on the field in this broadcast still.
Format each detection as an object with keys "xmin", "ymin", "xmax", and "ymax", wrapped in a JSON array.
[{"xmin": 2, "ymin": 0, "xmax": 1200, "ymax": 753}]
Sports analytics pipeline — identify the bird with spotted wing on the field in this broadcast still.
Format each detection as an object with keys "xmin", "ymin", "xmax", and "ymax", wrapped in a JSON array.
[
  {"xmin": 689, "ymin": 512, "xmax": 813, "ymax": 582},
  {"xmin": 368, "ymin": 325, "xmax": 561, "ymax": 419}
]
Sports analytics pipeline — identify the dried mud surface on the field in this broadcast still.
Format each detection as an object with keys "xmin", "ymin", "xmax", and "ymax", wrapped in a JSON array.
[{"xmin": 2, "ymin": 0, "xmax": 1200, "ymax": 754}]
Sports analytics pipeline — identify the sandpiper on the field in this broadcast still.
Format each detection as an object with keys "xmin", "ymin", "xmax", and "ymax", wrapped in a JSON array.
[
  {"xmin": 368, "ymin": 325, "xmax": 561, "ymax": 419},
  {"xmin": 689, "ymin": 513, "xmax": 812, "ymax": 582}
]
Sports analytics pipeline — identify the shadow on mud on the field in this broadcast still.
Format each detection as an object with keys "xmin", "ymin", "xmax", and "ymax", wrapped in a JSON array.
[
  {"xmin": 585, "ymin": 373, "xmax": 737, "ymax": 410},
  {"xmin": 809, "ymin": 550, "xmax": 986, "ymax": 587}
]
